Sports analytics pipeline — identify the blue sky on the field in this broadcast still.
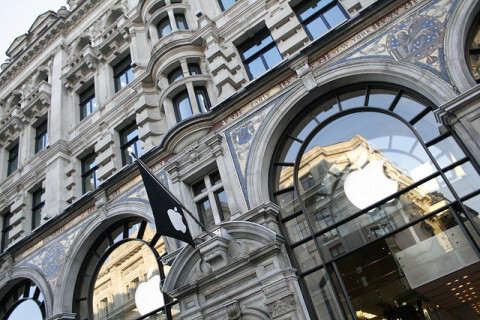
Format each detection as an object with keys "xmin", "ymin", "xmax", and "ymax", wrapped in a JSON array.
[{"xmin": 0, "ymin": 0, "xmax": 68, "ymax": 64}]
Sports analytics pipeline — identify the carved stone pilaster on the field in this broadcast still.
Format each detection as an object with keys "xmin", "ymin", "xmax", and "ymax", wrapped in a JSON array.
[{"xmin": 267, "ymin": 294, "xmax": 296, "ymax": 319}]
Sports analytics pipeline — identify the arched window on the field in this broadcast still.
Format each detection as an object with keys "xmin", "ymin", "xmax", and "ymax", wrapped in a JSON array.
[
  {"xmin": 168, "ymin": 67, "xmax": 184, "ymax": 84},
  {"xmin": 0, "ymin": 279, "xmax": 45, "ymax": 320},
  {"xmin": 271, "ymin": 84, "xmax": 480, "ymax": 319},
  {"xmin": 72, "ymin": 219, "xmax": 178, "ymax": 320},
  {"xmin": 156, "ymin": 16, "xmax": 172, "ymax": 38},
  {"xmin": 173, "ymin": 90, "xmax": 193, "ymax": 121},
  {"xmin": 172, "ymin": 86, "xmax": 210, "ymax": 122},
  {"xmin": 156, "ymin": 13, "xmax": 188, "ymax": 39},
  {"xmin": 467, "ymin": 15, "xmax": 480, "ymax": 82}
]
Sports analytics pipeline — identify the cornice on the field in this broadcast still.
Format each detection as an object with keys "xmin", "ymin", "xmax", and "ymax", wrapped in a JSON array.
[{"xmin": 0, "ymin": 0, "xmax": 107, "ymax": 92}]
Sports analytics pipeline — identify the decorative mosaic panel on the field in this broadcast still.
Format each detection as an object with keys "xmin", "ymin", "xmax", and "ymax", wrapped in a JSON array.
[
  {"xmin": 225, "ymin": 93, "xmax": 289, "ymax": 209},
  {"xmin": 331, "ymin": 0, "xmax": 458, "ymax": 91},
  {"xmin": 22, "ymin": 220, "xmax": 89, "ymax": 290}
]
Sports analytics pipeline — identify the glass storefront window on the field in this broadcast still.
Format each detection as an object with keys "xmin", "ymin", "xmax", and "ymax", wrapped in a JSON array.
[
  {"xmin": 271, "ymin": 84, "xmax": 480, "ymax": 319},
  {"xmin": 73, "ymin": 219, "xmax": 177, "ymax": 320}
]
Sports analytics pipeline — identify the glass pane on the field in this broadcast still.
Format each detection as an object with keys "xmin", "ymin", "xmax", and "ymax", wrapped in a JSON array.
[
  {"xmin": 215, "ymin": 189, "xmax": 231, "ymax": 221},
  {"xmin": 188, "ymin": 63, "xmax": 201, "ymax": 75},
  {"xmin": 312, "ymin": 96, "xmax": 339, "ymax": 123},
  {"xmin": 299, "ymin": 112, "xmax": 434, "ymax": 214},
  {"xmin": 292, "ymin": 240, "xmax": 321, "ymax": 272},
  {"xmin": 304, "ymin": 268, "xmax": 346, "ymax": 320},
  {"xmin": 413, "ymin": 111, "xmax": 442, "ymax": 142},
  {"xmin": 368, "ymin": 89, "xmax": 396, "ymax": 109},
  {"xmin": 240, "ymin": 33, "xmax": 274, "ymax": 60},
  {"xmin": 192, "ymin": 179, "xmax": 206, "ymax": 195},
  {"xmin": 462, "ymin": 195, "xmax": 480, "ymax": 246},
  {"xmin": 393, "ymin": 93, "xmax": 427, "ymax": 121},
  {"xmin": 444, "ymin": 162, "xmax": 480, "ymax": 198},
  {"xmin": 209, "ymin": 171, "xmax": 221, "ymax": 185},
  {"xmin": 337, "ymin": 214, "xmax": 480, "ymax": 320},
  {"xmin": 247, "ymin": 56, "xmax": 267, "ymax": 79},
  {"xmin": 219, "ymin": 0, "xmax": 236, "ymax": 11},
  {"xmin": 7, "ymin": 299, "xmax": 43, "ymax": 320},
  {"xmin": 339, "ymin": 90, "xmax": 365, "ymax": 109},
  {"xmin": 198, "ymin": 198, "xmax": 215, "ymax": 228},
  {"xmin": 322, "ymin": 175, "xmax": 454, "ymax": 255},
  {"xmin": 428, "ymin": 135, "xmax": 466, "ymax": 169},
  {"xmin": 168, "ymin": 68, "xmax": 183, "ymax": 84},
  {"xmin": 324, "ymin": 4, "xmax": 346, "ymax": 28},
  {"xmin": 157, "ymin": 19, "xmax": 172, "ymax": 37},
  {"xmin": 175, "ymin": 14, "xmax": 187, "ymax": 30},
  {"xmin": 306, "ymin": 17, "xmax": 329, "ymax": 39},
  {"xmin": 275, "ymin": 190, "xmax": 298, "ymax": 218},
  {"xmin": 195, "ymin": 88, "xmax": 210, "ymax": 113},
  {"xmin": 175, "ymin": 94, "xmax": 193, "ymax": 120},
  {"xmin": 92, "ymin": 241, "xmax": 163, "ymax": 319},
  {"xmin": 285, "ymin": 216, "xmax": 311, "ymax": 243},
  {"xmin": 290, "ymin": 113, "xmax": 317, "ymax": 141},
  {"xmin": 263, "ymin": 46, "xmax": 282, "ymax": 69},
  {"xmin": 297, "ymin": 0, "xmax": 333, "ymax": 21}
]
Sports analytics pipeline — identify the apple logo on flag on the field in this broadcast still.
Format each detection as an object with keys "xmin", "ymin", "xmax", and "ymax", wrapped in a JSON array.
[
  {"xmin": 344, "ymin": 160, "xmax": 398, "ymax": 210},
  {"xmin": 167, "ymin": 207, "xmax": 187, "ymax": 233},
  {"xmin": 135, "ymin": 267, "xmax": 165, "ymax": 316}
]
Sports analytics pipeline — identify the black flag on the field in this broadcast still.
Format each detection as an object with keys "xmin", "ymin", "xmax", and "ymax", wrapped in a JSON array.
[{"xmin": 136, "ymin": 159, "xmax": 195, "ymax": 248}]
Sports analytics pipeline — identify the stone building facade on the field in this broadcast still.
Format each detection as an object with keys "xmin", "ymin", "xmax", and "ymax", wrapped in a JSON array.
[{"xmin": 1, "ymin": 0, "xmax": 480, "ymax": 319}]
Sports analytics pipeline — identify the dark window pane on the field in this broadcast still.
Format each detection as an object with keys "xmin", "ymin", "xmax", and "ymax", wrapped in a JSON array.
[
  {"xmin": 195, "ymin": 87, "xmax": 211, "ymax": 113},
  {"xmin": 168, "ymin": 67, "xmax": 184, "ymax": 84},
  {"xmin": 218, "ymin": 0, "xmax": 237, "ymax": 11},
  {"xmin": 7, "ymin": 144, "xmax": 19, "ymax": 176},
  {"xmin": 35, "ymin": 120, "xmax": 48, "ymax": 153},
  {"xmin": 192, "ymin": 179, "xmax": 207, "ymax": 196},
  {"xmin": 113, "ymin": 56, "xmax": 134, "ymax": 92},
  {"xmin": 188, "ymin": 63, "xmax": 201, "ymax": 75},
  {"xmin": 197, "ymin": 198, "xmax": 215, "ymax": 228},
  {"xmin": 157, "ymin": 17, "xmax": 172, "ymax": 38},
  {"xmin": 175, "ymin": 14, "xmax": 188, "ymax": 30},
  {"xmin": 215, "ymin": 189, "xmax": 231, "ymax": 221},
  {"xmin": 173, "ymin": 91, "xmax": 193, "ymax": 121}
]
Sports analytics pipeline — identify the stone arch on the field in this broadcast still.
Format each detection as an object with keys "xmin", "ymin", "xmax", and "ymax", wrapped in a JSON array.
[
  {"xmin": 444, "ymin": 0, "xmax": 480, "ymax": 92},
  {"xmin": 246, "ymin": 59, "xmax": 457, "ymax": 208},
  {"xmin": 52, "ymin": 200, "xmax": 154, "ymax": 315},
  {"xmin": 105, "ymin": 7, "xmax": 125, "ymax": 28},
  {"xmin": 0, "ymin": 266, "xmax": 54, "ymax": 318}
]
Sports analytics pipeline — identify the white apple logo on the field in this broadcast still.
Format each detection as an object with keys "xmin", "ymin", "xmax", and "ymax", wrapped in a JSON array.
[
  {"xmin": 344, "ymin": 160, "xmax": 398, "ymax": 210},
  {"xmin": 135, "ymin": 267, "xmax": 165, "ymax": 316},
  {"xmin": 167, "ymin": 207, "xmax": 187, "ymax": 233}
]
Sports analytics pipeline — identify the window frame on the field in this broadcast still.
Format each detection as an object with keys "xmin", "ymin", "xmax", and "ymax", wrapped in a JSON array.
[
  {"xmin": 218, "ymin": 0, "xmax": 237, "ymax": 11},
  {"xmin": 81, "ymin": 153, "xmax": 99, "ymax": 194},
  {"xmin": 293, "ymin": 0, "xmax": 348, "ymax": 40},
  {"xmin": 237, "ymin": 27, "xmax": 282, "ymax": 79},
  {"xmin": 1, "ymin": 211, "xmax": 13, "ymax": 252},
  {"xmin": 34, "ymin": 120, "xmax": 48, "ymax": 153},
  {"xmin": 156, "ymin": 16, "xmax": 172, "ymax": 38},
  {"xmin": 32, "ymin": 188, "xmax": 45, "ymax": 230},
  {"xmin": 191, "ymin": 170, "xmax": 230, "ymax": 229},
  {"xmin": 7, "ymin": 143, "xmax": 19, "ymax": 176},
  {"xmin": 79, "ymin": 84, "xmax": 96, "ymax": 120},
  {"xmin": 113, "ymin": 56, "xmax": 134, "ymax": 93},
  {"xmin": 120, "ymin": 123, "xmax": 142, "ymax": 166}
]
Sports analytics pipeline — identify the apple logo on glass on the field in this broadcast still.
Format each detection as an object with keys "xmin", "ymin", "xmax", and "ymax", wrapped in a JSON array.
[
  {"xmin": 135, "ymin": 267, "xmax": 165, "ymax": 316},
  {"xmin": 167, "ymin": 207, "xmax": 187, "ymax": 233},
  {"xmin": 344, "ymin": 155, "xmax": 398, "ymax": 210}
]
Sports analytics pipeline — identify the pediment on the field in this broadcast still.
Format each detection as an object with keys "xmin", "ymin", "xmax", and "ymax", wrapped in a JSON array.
[
  {"xmin": 6, "ymin": 34, "xmax": 28, "ymax": 58},
  {"xmin": 28, "ymin": 11, "xmax": 57, "ymax": 36}
]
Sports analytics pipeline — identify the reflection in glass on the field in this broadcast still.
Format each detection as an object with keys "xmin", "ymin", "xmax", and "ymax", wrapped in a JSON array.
[
  {"xmin": 337, "ymin": 210, "xmax": 480, "ymax": 319},
  {"xmin": 92, "ymin": 241, "xmax": 163, "ymax": 319},
  {"xmin": 7, "ymin": 300, "xmax": 43, "ymax": 320}
]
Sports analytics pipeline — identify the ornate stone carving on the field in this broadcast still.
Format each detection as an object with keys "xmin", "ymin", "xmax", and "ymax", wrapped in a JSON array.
[
  {"xmin": 225, "ymin": 300, "xmax": 242, "ymax": 320},
  {"xmin": 267, "ymin": 294, "xmax": 295, "ymax": 319}
]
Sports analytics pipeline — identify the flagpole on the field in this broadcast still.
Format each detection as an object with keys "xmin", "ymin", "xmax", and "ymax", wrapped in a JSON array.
[{"xmin": 130, "ymin": 152, "xmax": 216, "ymax": 238}]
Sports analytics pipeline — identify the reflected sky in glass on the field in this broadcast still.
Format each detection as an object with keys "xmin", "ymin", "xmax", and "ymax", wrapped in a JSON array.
[{"xmin": 8, "ymin": 300, "xmax": 42, "ymax": 320}]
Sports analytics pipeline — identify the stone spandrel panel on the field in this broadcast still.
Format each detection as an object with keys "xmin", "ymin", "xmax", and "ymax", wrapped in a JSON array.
[
  {"xmin": 311, "ymin": 0, "xmax": 459, "ymax": 92},
  {"xmin": 224, "ymin": 90, "xmax": 291, "ymax": 210},
  {"xmin": 21, "ymin": 217, "xmax": 90, "ymax": 290}
]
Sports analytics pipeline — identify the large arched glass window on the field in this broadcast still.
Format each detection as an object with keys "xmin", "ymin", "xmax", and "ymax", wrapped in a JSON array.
[
  {"xmin": 271, "ymin": 84, "xmax": 480, "ymax": 319},
  {"xmin": 0, "ymin": 279, "xmax": 45, "ymax": 320},
  {"xmin": 72, "ymin": 219, "xmax": 179, "ymax": 320}
]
